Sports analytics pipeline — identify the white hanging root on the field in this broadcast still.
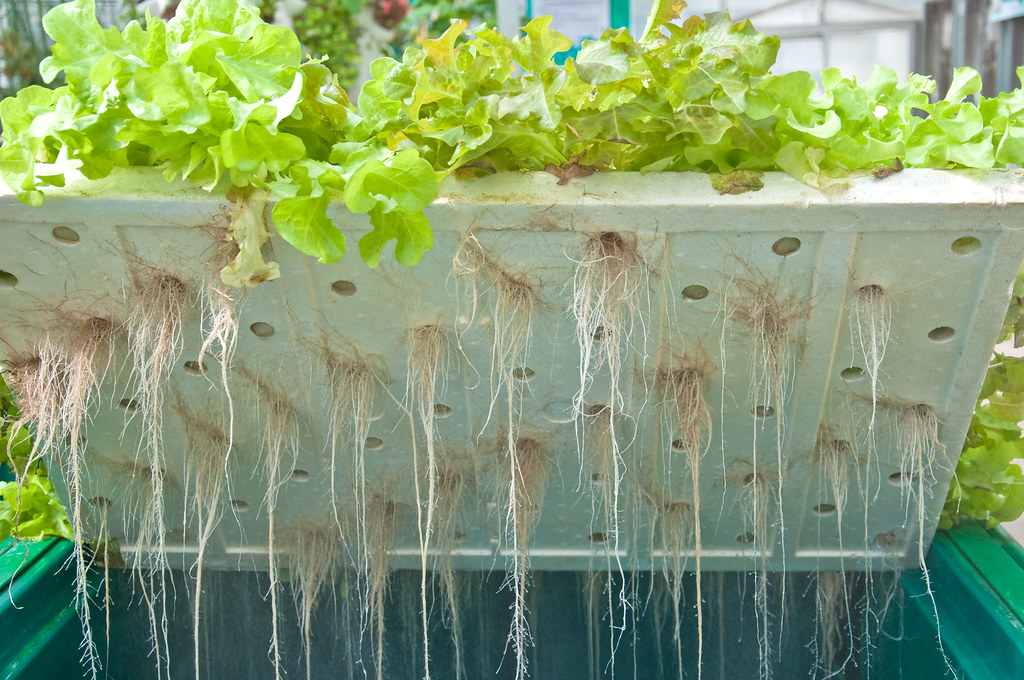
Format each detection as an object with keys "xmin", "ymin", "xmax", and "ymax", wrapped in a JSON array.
[
  {"xmin": 572, "ymin": 231, "xmax": 646, "ymax": 419},
  {"xmin": 656, "ymin": 354, "xmax": 711, "ymax": 679},
  {"xmin": 582, "ymin": 404, "xmax": 623, "ymax": 672},
  {"xmin": 500, "ymin": 435, "xmax": 547, "ymax": 680},
  {"xmin": 432, "ymin": 453, "xmax": 471, "ymax": 680},
  {"xmin": 366, "ymin": 492, "xmax": 397, "ymax": 680},
  {"xmin": 197, "ymin": 285, "xmax": 238, "ymax": 465},
  {"xmin": 126, "ymin": 271, "xmax": 189, "ymax": 679},
  {"xmin": 647, "ymin": 497, "xmax": 694, "ymax": 679},
  {"xmin": 814, "ymin": 570, "xmax": 853, "ymax": 679},
  {"xmin": 287, "ymin": 520, "xmax": 342, "ymax": 680},
  {"xmin": 237, "ymin": 368, "xmax": 299, "ymax": 680},
  {"xmin": 455, "ymin": 234, "xmax": 540, "ymax": 680},
  {"xmin": 7, "ymin": 316, "xmax": 116, "ymax": 679},
  {"xmin": 323, "ymin": 346, "xmax": 385, "ymax": 553},
  {"xmin": 405, "ymin": 322, "xmax": 448, "ymax": 680},
  {"xmin": 732, "ymin": 269, "xmax": 804, "ymax": 668},
  {"xmin": 86, "ymin": 495, "xmax": 120, "ymax": 674},
  {"xmin": 853, "ymin": 285, "xmax": 891, "ymax": 442},
  {"xmin": 172, "ymin": 394, "xmax": 230, "ymax": 680},
  {"xmin": 572, "ymin": 231, "xmax": 648, "ymax": 670},
  {"xmin": 64, "ymin": 318, "xmax": 115, "ymax": 679},
  {"xmin": 812, "ymin": 430, "xmax": 857, "ymax": 678},
  {"xmin": 895, "ymin": 402, "xmax": 957, "ymax": 674},
  {"xmin": 742, "ymin": 470, "xmax": 775, "ymax": 680}
]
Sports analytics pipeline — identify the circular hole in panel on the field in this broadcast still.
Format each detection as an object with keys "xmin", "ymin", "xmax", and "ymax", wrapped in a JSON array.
[
  {"xmin": 452, "ymin": 531, "xmax": 468, "ymax": 544},
  {"xmin": 231, "ymin": 499, "xmax": 251, "ymax": 512},
  {"xmin": 752, "ymin": 405, "xmax": 775, "ymax": 418},
  {"xmin": 743, "ymin": 473, "xmax": 756, "ymax": 486},
  {"xmin": 52, "ymin": 226, "xmax": 80, "ymax": 244},
  {"xmin": 250, "ymin": 321, "xmax": 275, "ymax": 338},
  {"xmin": 772, "ymin": 237, "xmax": 801, "ymax": 256},
  {"xmin": 364, "ymin": 436, "xmax": 384, "ymax": 450},
  {"xmin": 330, "ymin": 280, "xmax": 357, "ymax": 297},
  {"xmin": 841, "ymin": 366, "xmax": 866, "ymax": 382},
  {"xmin": 813, "ymin": 503, "xmax": 837, "ymax": 515},
  {"xmin": 928, "ymin": 326, "xmax": 955, "ymax": 342},
  {"xmin": 512, "ymin": 367, "xmax": 535, "ymax": 381},
  {"xmin": 671, "ymin": 438, "xmax": 685, "ymax": 451},
  {"xmin": 542, "ymin": 401, "xmax": 575, "ymax": 424},
  {"xmin": 736, "ymin": 532, "xmax": 755, "ymax": 544},
  {"xmin": 951, "ymin": 236, "xmax": 981, "ymax": 255},
  {"xmin": 0, "ymin": 270, "xmax": 18, "ymax": 287},
  {"xmin": 290, "ymin": 469, "xmax": 311, "ymax": 482},
  {"xmin": 887, "ymin": 471, "xmax": 917, "ymax": 486},
  {"xmin": 183, "ymin": 360, "xmax": 207, "ymax": 376},
  {"xmin": 118, "ymin": 398, "xmax": 140, "ymax": 412},
  {"xmin": 681, "ymin": 284, "xmax": 709, "ymax": 301},
  {"xmin": 586, "ymin": 403, "xmax": 610, "ymax": 417},
  {"xmin": 592, "ymin": 326, "xmax": 606, "ymax": 342},
  {"xmin": 433, "ymin": 403, "xmax": 453, "ymax": 417},
  {"xmin": 589, "ymin": 532, "xmax": 608, "ymax": 544},
  {"xmin": 88, "ymin": 496, "xmax": 113, "ymax": 509},
  {"xmin": 590, "ymin": 473, "xmax": 605, "ymax": 484}
]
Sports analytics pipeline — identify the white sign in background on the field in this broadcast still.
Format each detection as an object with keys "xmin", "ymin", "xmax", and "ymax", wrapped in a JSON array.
[{"xmin": 530, "ymin": 0, "xmax": 613, "ymax": 43}]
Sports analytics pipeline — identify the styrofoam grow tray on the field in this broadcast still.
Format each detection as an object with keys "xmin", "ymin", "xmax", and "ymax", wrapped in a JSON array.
[{"xmin": 1, "ymin": 168, "xmax": 1022, "ymax": 573}]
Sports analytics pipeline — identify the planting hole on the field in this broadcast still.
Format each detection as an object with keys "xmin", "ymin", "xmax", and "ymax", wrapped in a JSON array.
[
  {"xmin": 772, "ymin": 237, "xmax": 801, "ymax": 256},
  {"xmin": 682, "ymin": 284, "xmax": 709, "ymax": 300},
  {"xmin": 290, "ymin": 469, "xmax": 311, "ymax": 482},
  {"xmin": 250, "ymin": 321, "xmax": 275, "ymax": 338},
  {"xmin": 928, "ymin": 326, "xmax": 955, "ymax": 342},
  {"xmin": 874, "ymin": 531, "xmax": 900, "ymax": 549},
  {"xmin": 590, "ymin": 472, "xmax": 604, "ymax": 484},
  {"xmin": 840, "ymin": 366, "xmax": 865, "ymax": 382},
  {"xmin": 671, "ymin": 438, "xmax": 685, "ymax": 451},
  {"xmin": 589, "ymin": 532, "xmax": 608, "ymax": 543},
  {"xmin": 0, "ymin": 270, "xmax": 17, "ymax": 287},
  {"xmin": 230, "ymin": 499, "xmax": 251, "ymax": 512},
  {"xmin": 736, "ymin": 532, "xmax": 755, "ymax": 544},
  {"xmin": 452, "ymin": 531, "xmax": 467, "ymax": 544},
  {"xmin": 752, "ymin": 404, "xmax": 775, "ymax": 418},
  {"xmin": 743, "ymin": 473, "xmax": 757, "ymax": 485},
  {"xmin": 88, "ymin": 497, "xmax": 113, "ymax": 509},
  {"xmin": 813, "ymin": 503, "xmax": 836, "ymax": 515},
  {"xmin": 118, "ymin": 398, "xmax": 140, "ymax": 412},
  {"xmin": 330, "ymin": 280, "xmax": 357, "ymax": 297},
  {"xmin": 433, "ymin": 403, "xmax": 453, "ymax": 417},
  {"xmin": 585, "ymin": 403, "xmax": 610, "ymax": 417},
  {"xmin": 365, "ymin": 436, "xmax": 384, "ymax": 450},
  {"xmin": 52, "ymin": 226, "xmax": 80, "ymax": 244},
  {"xmin": 951, "ymin": 236, "xmax": 981, "ymax": 255},
  {"xmin": 859, "ymin": 284, "xmax": 884, "ymax": 296},
  {"xmin": 183, "ymin": 360, "xmax": 207, "ymax": 376},
  {"xmin": 592, "ymin": 325, "xmax": 606, "ymax": 341},
  {"xmin": 887, "ymin": 471, "xmax": 917, "ymax": 486},
  {"xmin": 512, "ymin": 367, "xmax": 535, "ymax": 381}
]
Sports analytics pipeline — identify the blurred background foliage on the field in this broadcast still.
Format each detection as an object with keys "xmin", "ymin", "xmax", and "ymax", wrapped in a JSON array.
[{"xmin": 0, "ymin": 0, "xmax": 498, "ymax": 98}]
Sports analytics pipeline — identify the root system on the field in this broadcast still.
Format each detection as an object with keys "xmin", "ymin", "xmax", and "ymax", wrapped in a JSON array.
[
  {"xmin": 655, "ymin": 353, "xmax": 711, "ymax": 678},
  {"xmin": 500, "ymin": 434, "xmax": 547, "ymax": 680},
  {"xmin": 287, "ymin": 520, "xmax": 342, "ymax": 680}
]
